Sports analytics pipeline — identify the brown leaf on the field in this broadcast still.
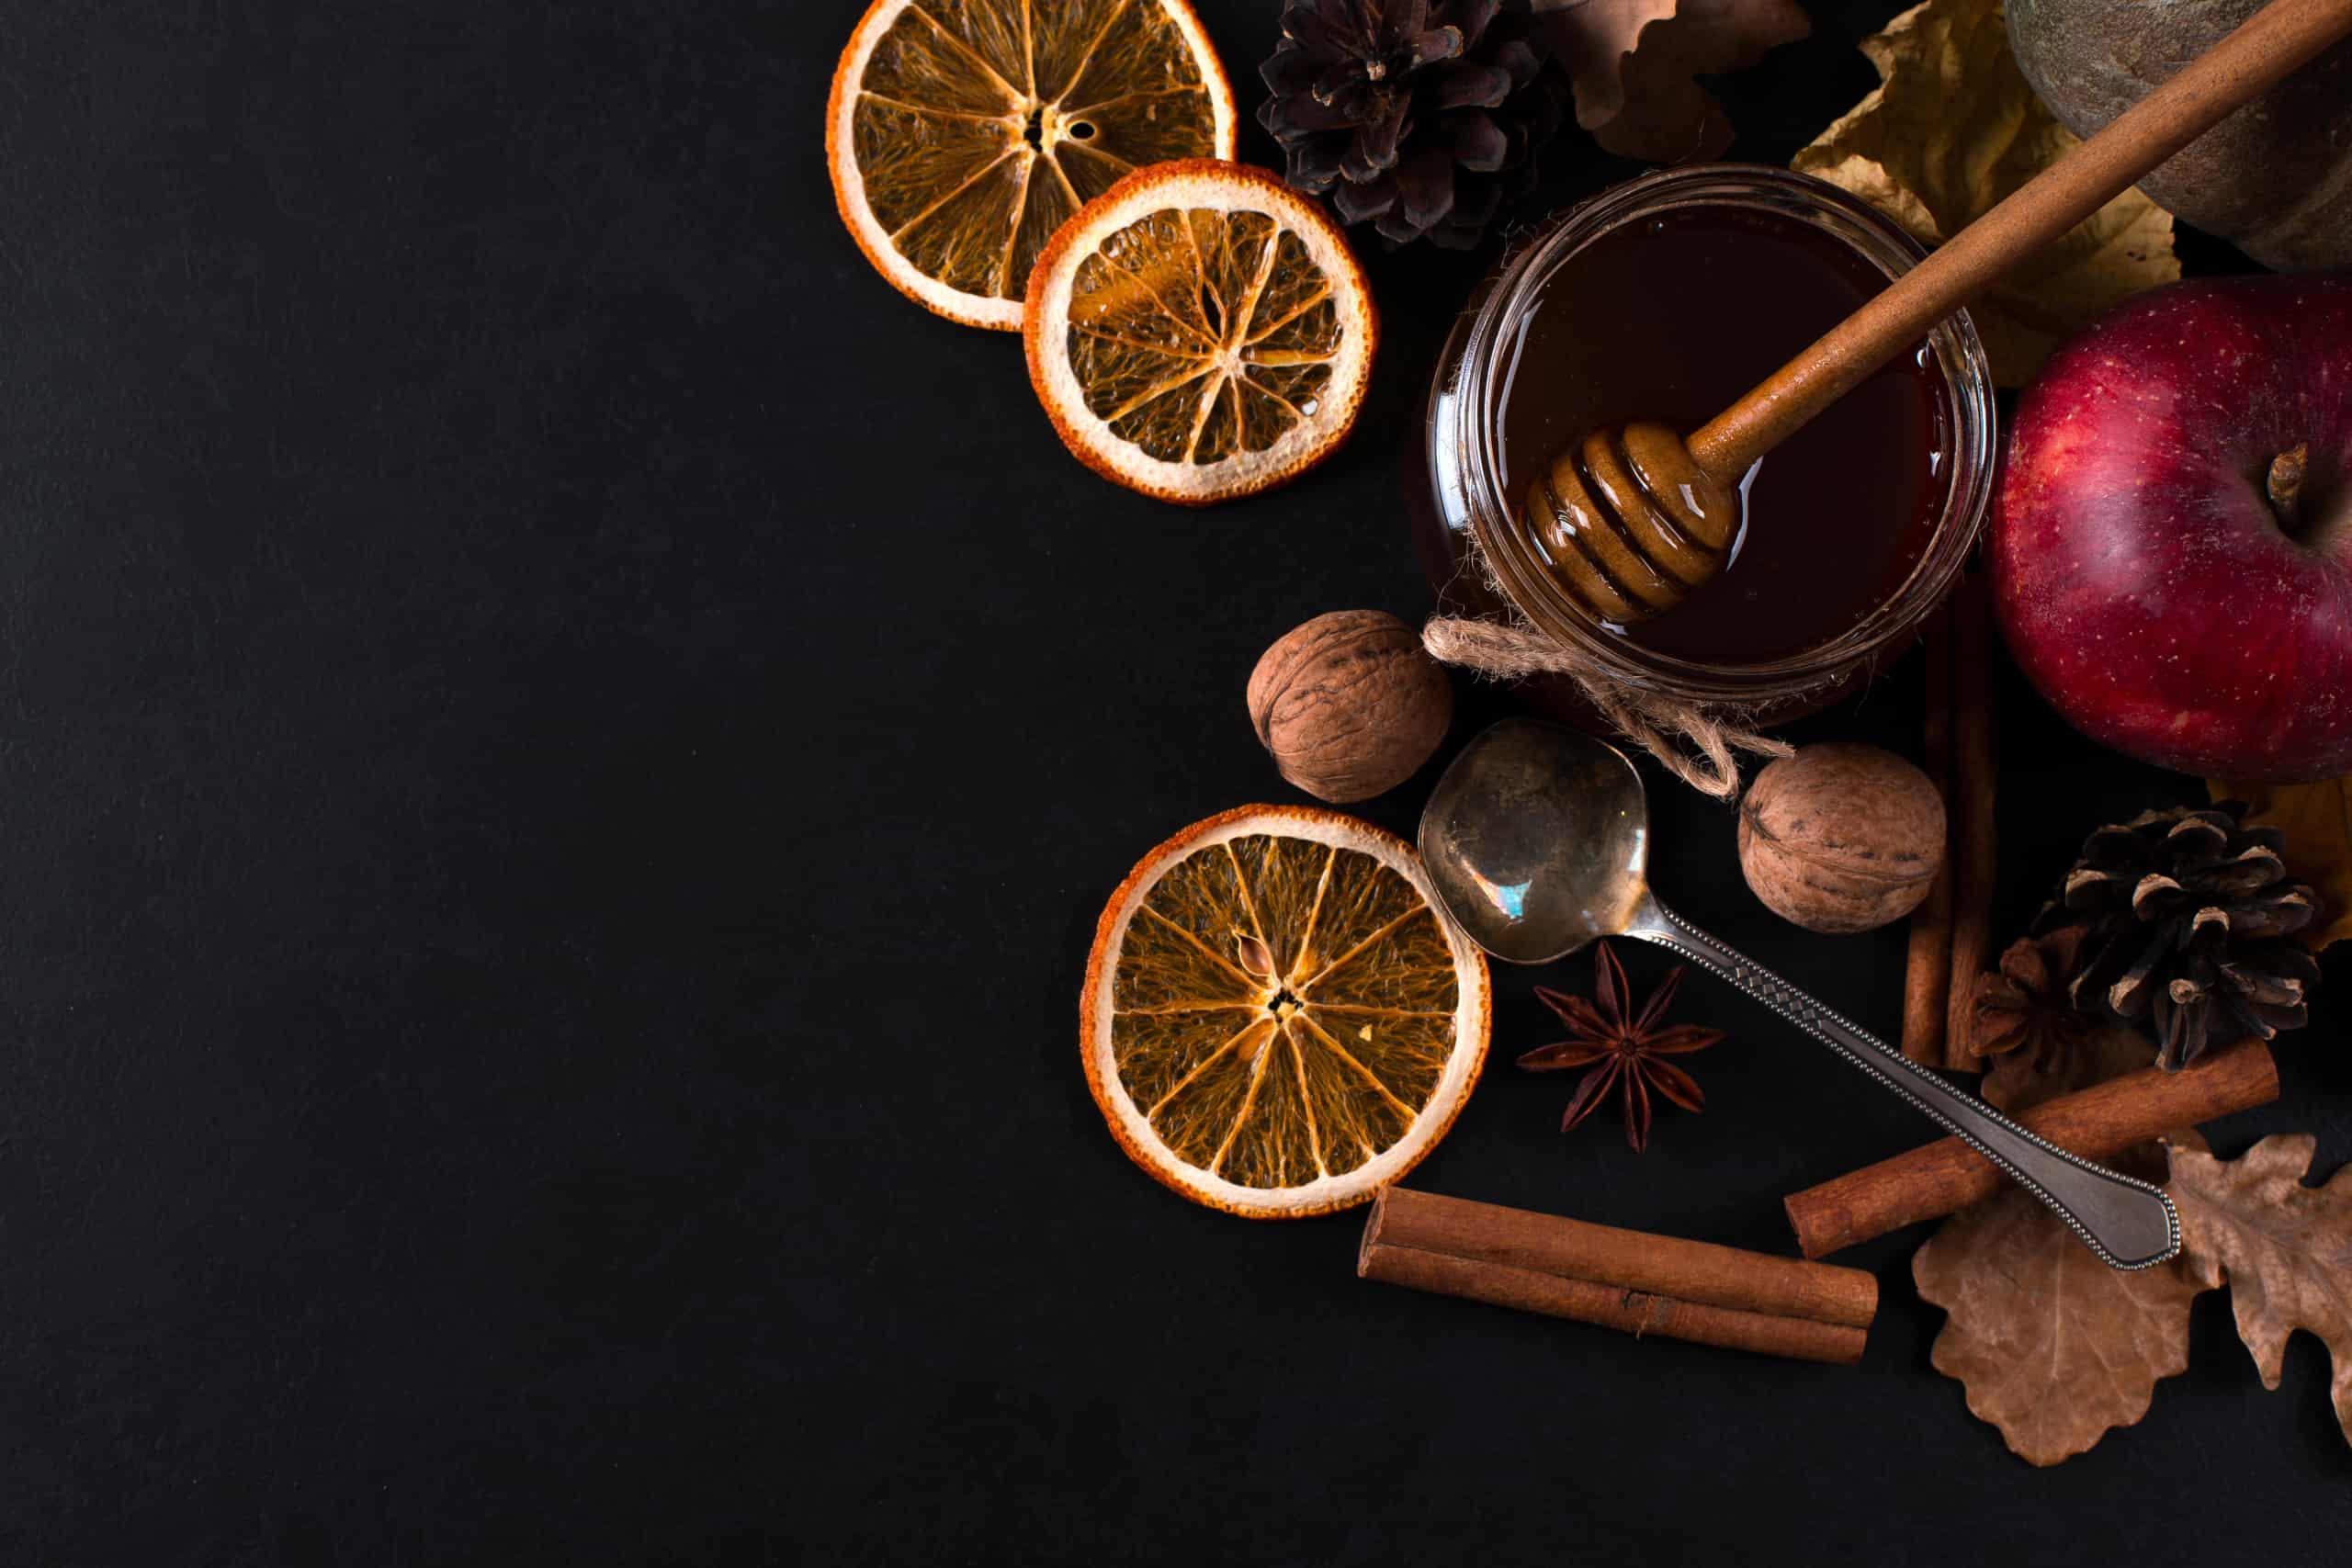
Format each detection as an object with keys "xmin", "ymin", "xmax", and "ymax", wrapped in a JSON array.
[
  {"xmin": 1536, "ymin": 0, "xmax": 1674, "ymax": 130},
  {"xmin": 2208, "ymin": 778, "xmax": 2352, "ymax": 953},
  {"xmin": 2169, "ymin": 1134, "xmax": 2352, "ymax": 1449},
  {"xmin": 1914, "ymin": 1137, "xmax": 2211, "ymax": 1466},
  {"xmin": 1789, "ymin": 0, "xmax": 2177, "ymax": 389},
  {"xmin": 1535, "ymin": 0, "xmax": 1809, "ymax": 163}
]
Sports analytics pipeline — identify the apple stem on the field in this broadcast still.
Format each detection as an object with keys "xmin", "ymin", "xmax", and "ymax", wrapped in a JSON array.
[{"xmin": 2267, "ymin": 443, "xmax": 2309, "ymax": 533}]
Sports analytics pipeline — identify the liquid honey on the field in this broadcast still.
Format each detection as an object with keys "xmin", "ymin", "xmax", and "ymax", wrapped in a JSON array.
[{"xmin": 1494, "ymin": 204, "xmax": 1951, "ymax": 664}]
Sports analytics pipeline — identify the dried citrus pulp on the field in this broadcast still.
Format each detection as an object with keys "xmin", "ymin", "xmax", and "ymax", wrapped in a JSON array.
[
  {"xmin": 1024, "ymin": 160, "xmax": 1377, "ymax": 503},
  {"xmin": 827, "ymin": 0, "xmax": 1236, "ymax": 330},
  {"xmin": 1081, "ymin": 806, "xmax": 1489, "ymax": 1217}
]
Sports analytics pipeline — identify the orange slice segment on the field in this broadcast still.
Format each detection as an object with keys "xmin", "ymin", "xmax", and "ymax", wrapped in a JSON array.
[
  {"xmin": 1024, "ymin": 160, "xmax": 1376, "ymax": 505},
  {"xmin": 827, "ymin": 0, "xmax": 1237, "ymax": 331},
  {"xmin": 1080, "ymin": 805, "xmax": 1489, "ymax": 1218}
]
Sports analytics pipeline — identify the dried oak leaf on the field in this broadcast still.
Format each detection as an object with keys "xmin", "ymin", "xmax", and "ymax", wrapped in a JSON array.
[
  {"xmin": 1914, "ymin": 1136, "xmax": 2211, "ymax": 1466},
  {"xmin": 2170, "ymin": 1134, "xmax": 2352, "ymax": 1449},
  {"xmin": 1789, "ymin": 0, "xmax": 2177, "ymax": 389},
  {"xmin": 2208, "ymin": 777, "xmax": 2352, "ymax": 953},
  {"xmin": 1533, "ymin": 0, "xmax": 1808, "ymax": 163}
]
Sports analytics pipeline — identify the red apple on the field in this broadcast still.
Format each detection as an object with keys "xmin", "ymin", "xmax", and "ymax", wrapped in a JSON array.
[{"xmin": 1993, "ymin": 273, "xmax": 2352, "ymax": 782}]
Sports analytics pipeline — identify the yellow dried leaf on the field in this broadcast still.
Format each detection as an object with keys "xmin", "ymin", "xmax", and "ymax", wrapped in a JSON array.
[
  {"xmin": 2209, "ymin": 777, "xmax": 2352, "ymax": 952},
  {"xmin": 1790, "ymin": 0, "xmax": 2177, "ymax": 389}
]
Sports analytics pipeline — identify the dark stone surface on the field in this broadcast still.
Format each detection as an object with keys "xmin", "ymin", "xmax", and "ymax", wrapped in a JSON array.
[{"xmin": 2, "ymin": 1, "xmax": 2343, "ymax": 1562}]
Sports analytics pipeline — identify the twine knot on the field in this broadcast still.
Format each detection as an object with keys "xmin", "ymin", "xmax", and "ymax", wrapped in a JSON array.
[{"xmin": 1422, "ymin": 615, "xmax": 1795, "ymax": 800}]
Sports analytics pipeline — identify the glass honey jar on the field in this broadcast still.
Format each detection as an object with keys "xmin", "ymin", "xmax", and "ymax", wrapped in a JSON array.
[{"xmin": 1416, "ymin": 164, "xmax": 1998, "ymax": 720}]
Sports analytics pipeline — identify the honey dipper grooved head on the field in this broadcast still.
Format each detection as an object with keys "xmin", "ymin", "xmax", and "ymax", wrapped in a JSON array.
[{"xmin": 1522, "ymin": 422, "xmax": 1742, "ymax": 624}]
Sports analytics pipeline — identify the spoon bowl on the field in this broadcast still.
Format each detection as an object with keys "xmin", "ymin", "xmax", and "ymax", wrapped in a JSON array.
[{"xmin": 1418, "ymin": 717, "xmax": 1650, "ymax": 964}]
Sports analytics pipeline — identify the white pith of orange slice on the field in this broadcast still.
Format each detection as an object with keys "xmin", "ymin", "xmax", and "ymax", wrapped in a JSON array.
[
  {"xmin": 826, "ymin": 0, "xmax": 1237, "ymax": 331},
  {"xmin": 1080, "ymin": 806, "xmax": 1489, "ymax": 1218},
  {"xmin": 1024, "ymin": 160, "xmax": 1377, "ymax": 505}
]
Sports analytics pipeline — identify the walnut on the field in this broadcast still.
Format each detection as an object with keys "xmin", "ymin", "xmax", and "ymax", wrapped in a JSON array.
[
  {"xmin": 1247, "ymin": 611, "xmax": 1453, "ymax": 803},
  {"xmin": 1737, "ymin": 743, "xmax": 1946, "ymax": 933}
]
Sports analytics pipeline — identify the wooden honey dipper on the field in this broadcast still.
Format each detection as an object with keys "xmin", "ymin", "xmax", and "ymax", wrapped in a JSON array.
[{"xmin": 1532, "ymin": 0, "xmax": 2352, "ymax": 625}]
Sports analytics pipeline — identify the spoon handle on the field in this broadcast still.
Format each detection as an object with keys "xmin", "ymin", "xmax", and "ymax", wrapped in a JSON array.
[{"xmin": 1627, "ymin": 897, "xmax": 2180, "ymax": 1270}]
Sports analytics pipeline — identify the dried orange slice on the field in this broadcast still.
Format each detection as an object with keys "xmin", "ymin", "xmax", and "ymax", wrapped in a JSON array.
[
  {"xmin": 1025, "ymin": 160, "xmax": 1376, "ymax": 504},
  {"xmin": 827, "ymin": 0, "xmax": 1237, "ymax": 331},
  {"xmin": 1080, "ymin": 806, "xmax": 1489, "ymax": 1218}
]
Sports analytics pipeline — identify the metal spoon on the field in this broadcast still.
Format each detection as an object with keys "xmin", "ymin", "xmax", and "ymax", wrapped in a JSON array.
[{"xmin": 1418, "ymin": 717, "xmax": 2179, "ymax": 1270}]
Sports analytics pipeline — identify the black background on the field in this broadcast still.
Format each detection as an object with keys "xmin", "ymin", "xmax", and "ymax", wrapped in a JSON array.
[{"xmin": 6, "ymin": 0, "xmax": 2349, "ymax": 1562}]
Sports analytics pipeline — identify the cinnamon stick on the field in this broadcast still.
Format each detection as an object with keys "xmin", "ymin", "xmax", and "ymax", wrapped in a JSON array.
[
  {"xmin": 1361, "ymin": 1187, "xmax": 1877, "ymax": 1364},
  {"xmin": 1941, "ymin": 572, "xmax": 1998, "ymax": 1070},
  {"xmin": 1782, "ymin": 1037, "xmax": 2278, "ymax": 1258},
  {"xmin": 1901, "ymin": 599, "xmax": 1958, "ymax": 1067}
]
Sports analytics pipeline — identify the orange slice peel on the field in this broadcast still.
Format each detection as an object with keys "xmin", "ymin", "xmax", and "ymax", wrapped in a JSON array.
[
  {"xmin": 827, "ymin": 0, "xmax": 1237, "ymax": 331},
  {"xmin": 1080, "ymin": 805, "xmax": 1489, "ymax": 1218},
  {"xmin": 1024, "ymin": 159, "xmax": 1377, "ymax": 505}
]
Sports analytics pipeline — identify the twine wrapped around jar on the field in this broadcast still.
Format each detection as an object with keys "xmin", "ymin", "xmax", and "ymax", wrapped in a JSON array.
[
  {"xmin": 1422, "ymin": 614, "xmax": 1793, "ymax": 800},
  {"xmin": 1419, "ymin": 478, "xmax": 1804, "ymax": 799}
]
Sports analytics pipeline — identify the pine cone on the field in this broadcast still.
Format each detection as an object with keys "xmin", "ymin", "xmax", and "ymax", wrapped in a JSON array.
[
  {"xmin": 1258, "ymin": 0, "xmax": 1566, "ymax": 249},
  {"xmin": 2033, "ymin": 804, "xmax": 2323, "ymax": 1070}
]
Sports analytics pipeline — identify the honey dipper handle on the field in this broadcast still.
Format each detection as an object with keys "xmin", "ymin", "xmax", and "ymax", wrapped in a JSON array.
[{"xmin": 1686, "ymin": 0, "xmax": 2352, "ymax": 480}]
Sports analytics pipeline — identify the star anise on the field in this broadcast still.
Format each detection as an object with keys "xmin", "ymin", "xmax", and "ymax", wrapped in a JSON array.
[
  {"xmin": 1517, "ymin": 941, "xmax": 1723, "ymax": 1151},
  {"xmin": 1969, "ymin": 926, "xmax": 2099, "ymax": 1070}
]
